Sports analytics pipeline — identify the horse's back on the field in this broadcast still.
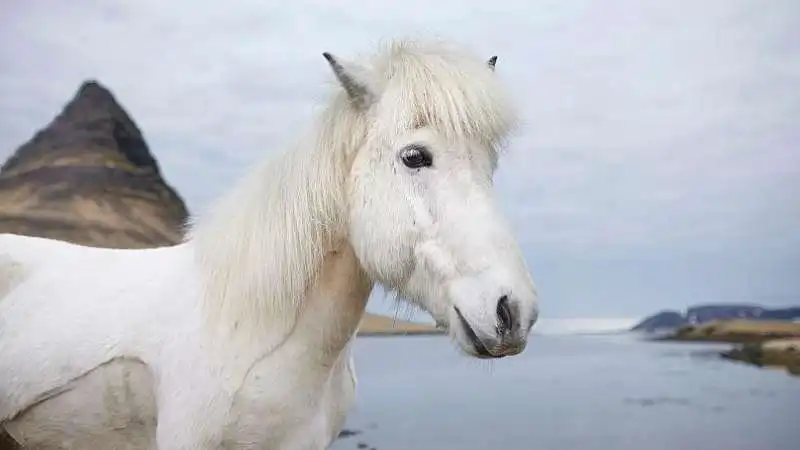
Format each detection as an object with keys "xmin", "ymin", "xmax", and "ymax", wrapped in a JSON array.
[
  {"xmin": 0, "ymin": 234, "xmax": 103, "ymax": 297},
  {"xmin": 0, "ymin": 234, "xmax": 69, "ymax": 300},
  {"xmin": 0, "ymin": 233, "xmax": 185, "ymax": 424}
]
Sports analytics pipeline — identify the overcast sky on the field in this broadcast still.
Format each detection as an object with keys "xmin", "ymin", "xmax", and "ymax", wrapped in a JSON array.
[{"xmin": 1, "ymin": 0, "xmax": 798, "ymax": 319}]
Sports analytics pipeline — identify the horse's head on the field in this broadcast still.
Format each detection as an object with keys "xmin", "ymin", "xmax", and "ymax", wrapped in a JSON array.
[{"xmin": 325, "ymin": 40, "xmax": 538, "ymax": 359}]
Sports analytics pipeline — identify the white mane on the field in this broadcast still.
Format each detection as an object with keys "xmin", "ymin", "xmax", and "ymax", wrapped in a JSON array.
[{"xmin": 187, "ymin": 38, "xmax": 518, "ymax": 346}]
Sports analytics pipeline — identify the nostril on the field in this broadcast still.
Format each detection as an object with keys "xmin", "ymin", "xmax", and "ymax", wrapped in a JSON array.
[{"xmin": 496, "ymin": 295, "xmax": 514, "ymax": 335}]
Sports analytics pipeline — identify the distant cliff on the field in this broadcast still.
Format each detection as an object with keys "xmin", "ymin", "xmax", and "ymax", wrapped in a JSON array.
[
  {"xmin": 632, "ymin": 304, "xmax": 800, "ymax": 332},
  {"xmin": 0, "ymin": 80, "xmax": 189, "ymax": 247}
]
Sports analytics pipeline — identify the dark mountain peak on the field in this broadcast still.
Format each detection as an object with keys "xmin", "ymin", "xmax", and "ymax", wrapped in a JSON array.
[
  {"xmin": 2, "ymin": 79, "xmax": 159, "ymax": 176},
  {"xmin": 77, "ymin": 79, "xmax": 108, "ymax": 94},
  {"xmin": 73, "ymin": 79, "xmax": 118, "ymax": 106}
]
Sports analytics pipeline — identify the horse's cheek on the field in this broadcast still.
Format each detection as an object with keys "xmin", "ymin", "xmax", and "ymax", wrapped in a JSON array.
[{"xmin": 348, "ymin": 202, "xmax": 410, "ymax": 286}]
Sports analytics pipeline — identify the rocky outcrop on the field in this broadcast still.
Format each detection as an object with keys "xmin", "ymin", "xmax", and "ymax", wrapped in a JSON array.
[
  {"xmin": 722, "ymin": 338, "xmax": 800, "ymax": 376},
  {"xmin": 0, "ymin": 80, "xmax": 189, "ymax": 248},
  {"xmin": 634, "ymin": 303, "xmax": 800, "ymax": 377},
  {"xmin": 652, "ymin": 319, "xmax": 800, "ymax": 377},
  {"xmin": 632, "ymin": 304, "xmax": 800, "ymax": 333}
]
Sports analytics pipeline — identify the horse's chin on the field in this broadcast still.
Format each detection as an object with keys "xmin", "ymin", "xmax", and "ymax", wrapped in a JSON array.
[
  {"xmin": 443, "ymin": 319, "xmax": 499, "ymax": 360},
  {"xmin": 444, "ymin": 306, "xmax": 528, "ymax": 360},
  {"xmin": 454, "ymin": 340, "xmax": 502, "ymax": 359}
]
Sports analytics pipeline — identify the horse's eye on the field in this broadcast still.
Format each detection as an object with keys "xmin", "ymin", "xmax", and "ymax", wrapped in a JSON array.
[{"xmin": 400, "ymin": 145, "xmax": 433, "ymax": 169}]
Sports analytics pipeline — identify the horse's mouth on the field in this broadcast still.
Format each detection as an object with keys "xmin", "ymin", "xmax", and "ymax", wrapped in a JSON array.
[{"xmin": 453, "ymin": 306, "xmax": 498, "ymax": 358}]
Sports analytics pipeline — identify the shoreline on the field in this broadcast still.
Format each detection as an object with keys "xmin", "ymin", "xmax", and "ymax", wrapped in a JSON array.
[
  {"xmin": 357, "ymin": 329, "xmax": 446, "ymax": 337},
  {"xmin": 720, "ymin": 339, "xmax": 800, "ymax": 376},
  {"xmin": 653, "ymin": 320, "xmax": 800, "ymax": 377}
]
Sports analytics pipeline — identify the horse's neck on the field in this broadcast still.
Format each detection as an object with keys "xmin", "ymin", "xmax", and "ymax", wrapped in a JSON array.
[
  {"xmin": 289, "ymin": 241, "xmax": 372, "ymax": 362},
  {"xmin": 191, "ymin": 102, "xmax": 369, "ymax": 357},
  {"xmin": 190, "ymin": 130, "xmax": 351, "ymax": 348}
]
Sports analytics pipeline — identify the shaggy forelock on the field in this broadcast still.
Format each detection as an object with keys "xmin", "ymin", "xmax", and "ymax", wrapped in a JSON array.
[{"xmin": 367, "ymin": 39, "xmax": 518, "ymax": 156}]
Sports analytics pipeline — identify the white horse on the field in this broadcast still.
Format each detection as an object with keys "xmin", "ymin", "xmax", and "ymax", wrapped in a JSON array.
[{"xmin": 0, "ymin": 38, "xmax": 539, "ymax": 450}]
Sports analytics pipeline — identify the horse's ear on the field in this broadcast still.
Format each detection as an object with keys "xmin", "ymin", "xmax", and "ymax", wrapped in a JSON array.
[
  {"xmin": 322, "ymin": 52, "xmax": 373, "ymax": 108},
  {"xmin": 487, "ymin": 56, "xmax": 498, "ymax": 72}
]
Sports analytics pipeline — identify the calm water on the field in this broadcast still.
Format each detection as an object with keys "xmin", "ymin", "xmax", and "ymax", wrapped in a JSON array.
[{"xmin": 331, "ymin": 334, "xmax": 800, "ymax": 450}]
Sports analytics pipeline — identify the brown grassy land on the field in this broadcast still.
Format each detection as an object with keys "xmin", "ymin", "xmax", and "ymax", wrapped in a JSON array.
[
  {"xmin": 659, "ymin": 320, "xmax": 800, "ymax": 377},
  {"xmin": 660, "ymin": 320, "xmax": 800, "ymax": 343},
  {"xmin": 358, "ymin": 314, "xmax": 444, "ymax": 336}
]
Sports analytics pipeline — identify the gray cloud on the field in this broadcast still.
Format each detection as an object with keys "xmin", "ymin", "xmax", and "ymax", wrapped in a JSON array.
[{"xmin": 2, "ymin": 0, "xmax": 798, "ymax": 318}]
